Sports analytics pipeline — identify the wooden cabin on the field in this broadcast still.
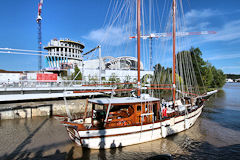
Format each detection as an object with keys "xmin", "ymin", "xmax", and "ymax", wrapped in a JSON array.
[{"xmin": 87, "ymin": 96, "xmax": 161, "ymax": 129}]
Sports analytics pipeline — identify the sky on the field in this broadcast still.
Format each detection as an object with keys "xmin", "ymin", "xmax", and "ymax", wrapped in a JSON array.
[{"xmin": 0, "ymin": 0, "xmax": 240, "ymax": 74}]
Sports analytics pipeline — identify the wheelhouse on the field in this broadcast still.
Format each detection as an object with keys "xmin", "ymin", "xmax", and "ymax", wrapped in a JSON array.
[{"xmin": 87, "ymin": 96, "xmax": 161, "ymax": 129}]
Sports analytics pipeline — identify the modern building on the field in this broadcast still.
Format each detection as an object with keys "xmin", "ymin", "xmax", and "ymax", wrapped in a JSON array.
[
  {"xmin": 43, "ymin": 39, "xmax": 153, "ymax": 82},
  {"xmin": 44, "ymin": 38, "xmax": 85, "ymax": 72},
  {"xmin": 82, "ymin": 56, "xmax": 153, "ymax": 82}
]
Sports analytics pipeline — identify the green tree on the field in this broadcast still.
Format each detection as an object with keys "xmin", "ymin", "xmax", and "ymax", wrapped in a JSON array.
[
  {"xmin": 72, "ymin": 65, "xmax": 82, "ymax": 80},
  {"xmin": 108, "ymin": 73, "xmax": 120, "ymax": 83},
  {"xmin": 176, "ymin": 47, "xmax": 225, "ymax": 90},
  {"xmin": 210, "ymin": 66, "xmax": 226, "ymax": 88}
]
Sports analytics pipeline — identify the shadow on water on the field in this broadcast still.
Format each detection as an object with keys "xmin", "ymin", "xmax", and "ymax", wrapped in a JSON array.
[
  {"xmin": 1, "ymin": 119, "xmax": 239, "ymax": 160},
  {"xmin": 98, "ymin": 127, "xmax": 106, "ymax": 160},
  {"xmin": 1, "ymin": 141, "xmax": 75, "ymax": 160},
  {"xmin": 1, "ymin": 118, "xmax": 49, "ymax": 160},
  {"xmin": 145, "ymin": 154, "xmax": 173, "ymax": 160}
]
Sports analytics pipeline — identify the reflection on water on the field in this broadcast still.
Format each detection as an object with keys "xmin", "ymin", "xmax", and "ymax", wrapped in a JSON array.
[{"xmin": 0, "ymin": 83, "xmax": 240, "ymax": 159}]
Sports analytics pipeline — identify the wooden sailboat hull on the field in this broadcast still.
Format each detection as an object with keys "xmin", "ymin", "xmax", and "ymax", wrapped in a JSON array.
[{"xmin": 66, "ymin": 105, "xmax": 203, "ymax": 149}]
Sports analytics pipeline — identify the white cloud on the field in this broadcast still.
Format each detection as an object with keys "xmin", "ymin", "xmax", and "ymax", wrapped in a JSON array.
[
  {"xmin": 221, "ymin": 66, "xmax": 240, "ymax": 69},
  {"xmin": 183, "ymin": 8, "xmax": 240, "ymax": 43},
  {"xmin": 83, "ymin": 26, "xmax": 131, "ymax": 46},
  {"xmin": 185, "ymin": 9, "xmax": 221, "ymax": 20},
  {"xmin": 182, "ymin": 9, "xmax": 220, "ymax": 32},
  {"xmin": 207, "ymin": 53, "xmax": 240, "ymax": 60},
  {"xmin": 205, "ymin": 20, "xmax": 240, "ymax": 42}
]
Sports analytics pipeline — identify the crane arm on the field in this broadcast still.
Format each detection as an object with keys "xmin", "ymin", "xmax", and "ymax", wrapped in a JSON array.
[
  {"xmin": 129, "ymin": 31, "xmax": 216, "ymax": 39},
  {"xmin": 37, "ymin": 0, "xmax": 43, "ymax": 22}
]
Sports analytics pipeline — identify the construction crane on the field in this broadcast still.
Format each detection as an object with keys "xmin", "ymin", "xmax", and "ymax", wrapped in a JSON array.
[
  {"xmin": 129, "ymin": 31, "xmax": 216, "ymax": 70},
  {"xmin": 82, "ymin": 45, "xmax": 102, "ymax": 83},
  {"xmin": 36, "ymin": 0, "xmax": 43, "ymax": 71}
]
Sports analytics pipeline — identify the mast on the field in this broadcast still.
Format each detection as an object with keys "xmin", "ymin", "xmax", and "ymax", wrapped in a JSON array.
[
  {"xmin": 172, "ymin": 0, "xmax": 176, "ymax": 103},
  {"xmin": 99, "ymin": 45, "xmax": 102, "ymax": 84},
  {"xmin": 137, "ymin": 0, "xmax": 141, "ymax": 97}
]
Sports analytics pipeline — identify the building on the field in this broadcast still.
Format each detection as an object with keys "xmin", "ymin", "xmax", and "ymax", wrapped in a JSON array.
[
  {"xmin": 44, "ymin": 38, "xmax": 84, "ymax": 72},
  {"xmin": 226, "ymin": 78, "xmax": 234, "ymax": 83},
  {"xmin": 235, "ymin": 78, "xmax": 240, "ymax": 82},
  {"xmin": 43, "ymin": 39, "xmax": 153, "ymax": 82},
  {"xmin": 82, "ymin": 56, "xmax": 153, "ymax": 82},
  {"xmin": 0, "ymin": 70, "xmax": 23, "ymax": 83}
]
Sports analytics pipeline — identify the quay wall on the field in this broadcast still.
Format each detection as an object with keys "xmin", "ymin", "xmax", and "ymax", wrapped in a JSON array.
[{"xmin": 0, "ymin": 98, "xmax": 93, "ymax": 120}]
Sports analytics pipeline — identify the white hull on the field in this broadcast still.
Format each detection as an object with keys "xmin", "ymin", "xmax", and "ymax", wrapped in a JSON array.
[{"xmin": 67, "ymin": 106, "xmax": 203, "ymax": 149}]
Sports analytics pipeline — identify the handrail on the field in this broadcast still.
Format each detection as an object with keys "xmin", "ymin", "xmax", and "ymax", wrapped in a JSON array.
[{"xmin": 141, "ymin": 112, "xmax": 154, "ymax": 116}]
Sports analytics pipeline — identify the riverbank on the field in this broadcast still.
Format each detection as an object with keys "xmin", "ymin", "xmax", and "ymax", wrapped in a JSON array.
[{"xmin": 0, "ymin": 97, "xmax": 99, "ymax": 120}]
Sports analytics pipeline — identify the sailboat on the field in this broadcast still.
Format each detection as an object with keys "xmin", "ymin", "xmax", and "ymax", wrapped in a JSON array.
[{"xmin": 60, "ymin": 0, "xmax": 217, "ymax": 149}]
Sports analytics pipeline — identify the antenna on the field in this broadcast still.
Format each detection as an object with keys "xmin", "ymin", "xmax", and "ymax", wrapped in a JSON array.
[{"xmin": 36, "ymin": 0, "xmax": 43, "ymax": 71}]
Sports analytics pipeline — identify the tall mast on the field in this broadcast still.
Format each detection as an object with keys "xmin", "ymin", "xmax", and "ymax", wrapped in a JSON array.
[
  {"xmin": 172, "ymin": 0, "xmax": 176, "ymax": 103},
  {"xmin": 137, "ymin": 0, "xmax": 141, "ymax": 97}
]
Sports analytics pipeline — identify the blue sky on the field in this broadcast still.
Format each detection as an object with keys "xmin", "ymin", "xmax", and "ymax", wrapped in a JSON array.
[{"xmin": 0, "ymin": 0, "xmax": 240, "ymax": 74}]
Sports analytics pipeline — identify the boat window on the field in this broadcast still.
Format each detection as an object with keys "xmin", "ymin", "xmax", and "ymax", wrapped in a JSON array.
[
  {"xmin": 153, "ymin": 103, "xmax": 158, "ymax": 120},
  {"xmin": 137, "ymin": 105, "xmax": 141, "ymax": 111},
  {"xmin": 110, "ymin": 105, "xmax": 129, "ymax": 112},
  {"xmin": 109, "ymin": 105, "xmax": 134, "ymax": 119},
  {"xmin": 95, "ymin": 110, "xmax": 106, "ymax": 120}
]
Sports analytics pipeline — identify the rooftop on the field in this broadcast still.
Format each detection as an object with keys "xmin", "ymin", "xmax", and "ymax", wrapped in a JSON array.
[{"xmin": 88, "ymin": 96, "xmax": 160, "ymax": 105}]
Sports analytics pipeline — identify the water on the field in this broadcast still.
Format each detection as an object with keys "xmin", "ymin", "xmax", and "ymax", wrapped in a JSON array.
[{"xmin": 0, "ymin": 83, "xmax": 240, "ymax": 159}]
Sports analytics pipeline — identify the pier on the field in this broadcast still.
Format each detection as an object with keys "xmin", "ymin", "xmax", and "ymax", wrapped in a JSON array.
[{"xmin": 0, "ymin": 80, "xmax": 113, "ymax": 102}]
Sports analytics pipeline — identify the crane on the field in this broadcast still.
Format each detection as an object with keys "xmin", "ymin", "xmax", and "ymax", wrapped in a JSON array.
[
  {"xmin": 129, "ymin": 31, "xmax": 216, "ymax": 70},
  {"xmin": 36, "ymin": 0, "xmax": 43, "ymax": 71}
]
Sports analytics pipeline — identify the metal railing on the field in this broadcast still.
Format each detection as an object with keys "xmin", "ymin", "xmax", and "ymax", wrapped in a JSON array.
[
  {"xmin": 0, "ymin": 80, "xmax": 84, "ymax": 89},
  {"xmin": 0, "ymin": 80, "xmax": 134, "ymax": 90}
]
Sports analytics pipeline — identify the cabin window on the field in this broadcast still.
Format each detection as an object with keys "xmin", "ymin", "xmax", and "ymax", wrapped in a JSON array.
[
  {"xmin": 108, "ymin": 105, "xmax": 134, "ymax": 119},
  {"xmin": 153, "ymin": 103, "xmax": 158, "ymax": 120},
  {"xmin": 145, "ymin": 105, "xmax": 148, "ymax": 112},
  {"xmin": 137, "ymin": 105, "xmax": 141, "ymax": 111}
]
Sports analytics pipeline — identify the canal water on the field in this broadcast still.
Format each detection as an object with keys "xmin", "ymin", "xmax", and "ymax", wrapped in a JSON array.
[{"xmin": 0, "ymin": 83, "xmax": 240, "ymax": 160}]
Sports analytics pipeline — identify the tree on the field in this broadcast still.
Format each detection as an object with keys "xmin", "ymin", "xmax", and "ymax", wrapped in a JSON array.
[
  {"xmin": 108, "ymin": 73, "xmax": 120, "ymax": 83},
  {"xmin": 176, "ymin": 47, "xmax": 225, "ymax": 90},
  {"xmin": 72, "ymin": 65, "xmax": 82, "ymax": 80},
  {"xmin": 210, "ymin": 66, "xmax": 226, "ymax": 88}
]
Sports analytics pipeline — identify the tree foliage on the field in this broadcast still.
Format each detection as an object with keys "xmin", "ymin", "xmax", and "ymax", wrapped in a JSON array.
[
  {"xmin": 152, "ymin": 64, "xmax": 172, "ymax": 85},
  {"xmin": 71, "ymin": 65, "xmax": 82, "ymax": 80},
  {"xmin": 108, "ymin": 73, "xmax": 120, "ymax": 83},
  {"xmin": 226, "ymin": 74, "xmax": 240, "ymax": 80},
  {"xmin": 176, "ymin": 47, "xmax": 226, "ymax": 89},
  {"xmin": 152, "ymin": 47, "xmax": 226, "ymax": 94}
]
